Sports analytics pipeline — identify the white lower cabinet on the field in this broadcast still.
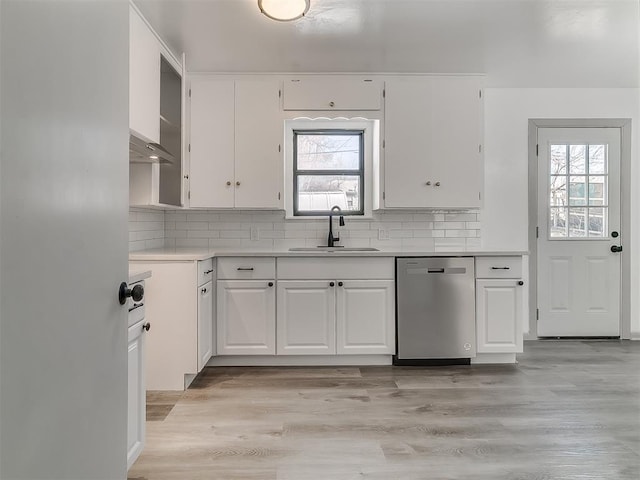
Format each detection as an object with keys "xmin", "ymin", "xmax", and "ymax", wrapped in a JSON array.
[
  {"xmin": 197, "ymin": 280, "xmax": 214, "ymax": 370},
  {"xmin": 475, "ymin": 256, "xmax": 525, "ymax": 354},
  {"xmin": 277, "ymin": 281, "xmax": 336, "ymax": 355},
  {"xmin": 127, "ymin": 320, "xmax": 145, "ymax": 470},
  {"xmin": 336, "ymin": 280, "xmax": 395, "ymax": 354},
  {"xmin": 217, "ymin": 280, "xmax": 276, "ymax": 355}
]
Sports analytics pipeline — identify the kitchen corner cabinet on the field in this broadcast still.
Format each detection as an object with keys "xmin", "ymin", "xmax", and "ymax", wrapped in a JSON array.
[
  {"xmin": 188, "ymin": 77, "xmax": 283, "ymax": 209},
  {"xmin": 128, "ymin": 259, "xmax": 214, "ymax": 390},
  {"xmin": 475, "ymin": 257, "xmax": 524, "ymax": 353},
  {"xmin": 383, "ymin": 75, "xmax": 483, "ymax": 208},
  {"xmin": 216, "ymin": 258, "xmax": 277, "ymax": 355}
]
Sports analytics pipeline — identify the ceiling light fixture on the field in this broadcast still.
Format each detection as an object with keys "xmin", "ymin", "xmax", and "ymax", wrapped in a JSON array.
[{"xmin": 258, "ymin": 0, "xmax": 310, "ymax": 22}]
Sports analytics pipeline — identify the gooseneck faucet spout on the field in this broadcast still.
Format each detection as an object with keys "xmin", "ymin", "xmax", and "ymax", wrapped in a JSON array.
[{"xmin": 328, "ymin": 205, "xmax": 345, "ymax": 247}]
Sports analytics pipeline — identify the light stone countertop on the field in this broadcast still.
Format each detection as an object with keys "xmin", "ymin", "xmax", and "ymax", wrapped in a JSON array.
[
  {"xmin": 129, "ymin": 247, "xmax": 528, "ymax": 262},
  {"xmin": 128, "ymin": 268, "xmax": 152, "ymax": 283}
]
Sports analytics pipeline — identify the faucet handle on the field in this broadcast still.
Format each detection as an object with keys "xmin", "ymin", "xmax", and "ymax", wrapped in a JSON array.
[{"xmin": 339, "ymin": 216, "xmax": 345, "ymax": 227}]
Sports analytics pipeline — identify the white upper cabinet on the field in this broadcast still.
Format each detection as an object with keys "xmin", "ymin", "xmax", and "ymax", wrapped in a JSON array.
[
  {"xmin": 129, "ymin": 6, "xmax": 160, "ymax": 143},
  {"xmin": 188, "ymin": 77, "xmax": 282, "ymax": 209},
  {"xmin": 189, "ymin": 78, "xmax": 235, "ymax": 207},
  {"xmin": 283, "ymin": 77, "xmax": 383, "ymax": 111},
  {"xmin": 234, "ymin": 79, "xmax": 283, "ymax": 209},
  {"xmin": 384, "ymin": 75, "xmax": 483, "ymax": 208}
]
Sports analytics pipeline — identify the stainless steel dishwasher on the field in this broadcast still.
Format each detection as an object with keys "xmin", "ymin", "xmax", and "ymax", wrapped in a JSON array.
[{"xmin": 394, "ymin": 257, "xmax": 476, "ymax": 365}]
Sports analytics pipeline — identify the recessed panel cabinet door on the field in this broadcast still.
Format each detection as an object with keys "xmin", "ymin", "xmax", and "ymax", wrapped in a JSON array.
[
  {"xmin": 384, "ymin": 76, "xmax": 483, "ymax": 208},
  {"xmin": 277, "ymin": 281, "xmax": 336, "ymax": 355},
  {"xmin": 189, "ymin": 78, "xmax": 235, "ymax": 207},
  {"xmin": 476, "ymin": 279, "xmax": 523, "ymax": 353},
  {"xmin": 234, "ymin": 79, "xmax": 283, "ymax": 209},
  {"xmin": 127, "ymin": 320, "xmax": 146, "ymax": 470},
  {"xmin": 336, "ymin": 280, "xmax": 395, "ymax": 354},
  {"xmin": 197, "ymin": 280, "xmax": 214, "ymax": 370},
  {"xmin": 217, "ymin": 280, "xmax": 276, "ymax": 355}
]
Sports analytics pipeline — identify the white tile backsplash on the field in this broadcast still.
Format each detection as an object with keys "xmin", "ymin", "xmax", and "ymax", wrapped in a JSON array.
[
  {"xmin": 160, "ymin": 209, "xmax": 482, "ymax": 251},
  {"xmin": 129, "ymin": 208, "xmax": 165, "ymax": 252}
]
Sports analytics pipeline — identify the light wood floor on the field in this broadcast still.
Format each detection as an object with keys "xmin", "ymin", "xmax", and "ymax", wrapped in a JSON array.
[{"xmin": 128, "ymin": 340, "xmax": 640, "ymax": 479}]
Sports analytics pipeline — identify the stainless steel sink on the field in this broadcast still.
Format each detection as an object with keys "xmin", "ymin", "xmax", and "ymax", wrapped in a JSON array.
[{"xmin": 289, "ymin": 247, "xmax": 380, "ymax": 252}]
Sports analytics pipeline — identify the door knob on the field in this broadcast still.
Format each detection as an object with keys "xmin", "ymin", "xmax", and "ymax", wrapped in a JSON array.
[
  {"xmin": 517, "ymin": 281, "xmax": 524, "ymax": 286},
  {"xmin": 611, "ymin": 245, "xmax": 623, "ymax": 253},
  {"xmin": 338, "ymin": 281, "xmax": 343, "ymax": 287},
  {"xmin": 226, "ymin": 181, "xmax": 231, "ymax": 186},
  {"xmin": 118, "ymin": 282, "xmax": 144, "ymax": 305},
  {"xmin": 142, "ymin": 322, "xmax": 151, "ymax": 332},
  {"xmin": 236, "ymin": 181, "xmax": 241, "ymax": 186},
  {"xmin": 329, "ymin": 282, "xmax": 335, "ymax": 287},
  {"xmin": 611, "ymin": 231, "xmax": 619, "ymax": 238}
]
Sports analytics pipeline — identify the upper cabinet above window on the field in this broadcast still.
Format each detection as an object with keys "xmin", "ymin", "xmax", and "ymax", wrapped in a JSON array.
[{"xmin": 283, "ymin": 77, "xmax": 383, "ymax": 111}]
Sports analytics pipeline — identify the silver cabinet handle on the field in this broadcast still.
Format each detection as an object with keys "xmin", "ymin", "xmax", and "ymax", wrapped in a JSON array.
[{"xmin": 237, "ymin": 267, "xmax": 254, "ymax": 271}]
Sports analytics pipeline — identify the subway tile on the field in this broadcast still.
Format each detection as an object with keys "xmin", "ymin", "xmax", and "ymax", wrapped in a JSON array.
[
  {"xmin": 445, "ymin": 213, "xmax": 477, "ymax": 222},
  {"xmin": 274, "ymin": 239, "xmax": 305, "ymax": 249},
  {"xmin": 348, "ymin": 230, "xmax": 377, "ymax": 239},
  {"xmin": 239, "ymin": 239, "xmax": 274, "ymax": 248},
  {"xmin": 445, "ymin": 229, "xmax": 477, "ymax": 238},
  {"xmin": 145, "ymin": 238, "xmax": 165, "ymax": 249},
  {"xmin": 465, "ymin": 221, "xmax": 481, "ymax": 230},
  {"xmin": 465, "ymin": 238, "xmax": 482, "ymax": 250},
  {"xmin": 285, "ymin": 230, "xmax": 316, "ymax": 239},
  {"xmin": 174, "ymin": 238, "xmax": 209, "ymax": 248},
  {"xmin": 164, "ymin": 238, "xmax": 176, "ymax": 247},
  {"xmin": 412, "ymin": 229, "xmax": 435, "ymax": 238},
  {"xmin": 208, "ymin": 239, "xmax": 239, "ymax": 248},
  {"xmin": 129, "ymin": 240, "xmax": 146, "ymax": 251},
  {"xmin": 402, "ymin": 222, "xmax": 433, "ymax": 230},
  {"xmin": 165, "ymin": 212, "xmax": 187, "ymax": 222},
  {"xmin": 187, "ymin": 230, "xmax": 220, "ymax": 239},
  {"xmin": 220, "ymin": 230, "xmax": 251, "ymax": 239},
  {"xmin": 165, "ymin": 230, "xmax": 187, "ymax": 239},
  {"xmin": 175, "ymin": 221, "xmax": 208, "ymax": 231},
  {"xmin": 260, "ymin": 230, "xmax": 285, "ymax": 239},
  {"xmin": 389, "ymin": 230, "xmax": 413, "ymax": 239},
  {"xmin": 433, "ymin": 221, "xmax": 465, "ymax": 230},
  {"xmin": 434, "ymin": 238, "xmax": 466, "ymax": 249},
  {"xmin": 401, "ymin": 238, "xmax": 435, "ymax": 250}
]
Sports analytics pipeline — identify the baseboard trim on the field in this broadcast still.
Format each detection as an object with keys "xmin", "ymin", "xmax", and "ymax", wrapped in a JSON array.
[
  {"xmin": 471, "ymin": 353, "xmax": 517, "ymax": 364},
  {"xmin": 206, "ymin": 355, "xmax": 393, "ymax": 367}
]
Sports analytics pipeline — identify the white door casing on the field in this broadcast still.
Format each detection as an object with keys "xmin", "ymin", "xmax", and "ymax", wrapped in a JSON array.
[
  {"xmin": 537, "ymin": 128, "xmax": 621, "ymax": 337},
  {"xmin": 1, "ymin": 2, "xmax": 129, "ymax": 477}
]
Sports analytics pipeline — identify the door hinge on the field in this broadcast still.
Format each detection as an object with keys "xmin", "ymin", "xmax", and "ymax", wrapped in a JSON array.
[
  {"xmin": 382, "ymin": 191, "xmax": 386, "ymax": 200},
  {"xmin": 536, "ymin": 308, "xmax": 539, "ymax": 321},
  {"xmin": 536, "ymin": 226, "xmax": 539, "ymax": 238},
  {"xmin": 479, "ymin": 192, "xmax": 481, "ymax": 201},
  {"xmin": 479, "ymin": 144, "xmax": 482, "ymax": 153},
  {"xmin": 479, "ymin": 89, "xmax": 482, "ymax": 99},
  {"xmin": 279, "ymin": 89, "xmax": 281, "ymax": 98},
  {"xmin": 188, "ymin": 88, "xmax": 191, "ymax": 98},
  {"xmin": 188, "ymin": 191, "xmax": 191, "ymax": 200},
  {"xmin": 278, "ymin": 144, "xmax": 281, "ymax": 153},
  {"xmin": 383, "ymin": 89, "xmax": 386, "ymax": 98},
  {"xmin": 382, "ymin": 139, "xmax": 385, "ymax": 148},
  {"xmin": 278, "ymin": 192, "xmax": 281, "ymax": 200},
  {"xmin": 536, "ymin": 144, "xmax": 539, "ymax": 156},
  {"xmin": 188, "ymin": 144, "xmax": 191, "ymax": 152}
]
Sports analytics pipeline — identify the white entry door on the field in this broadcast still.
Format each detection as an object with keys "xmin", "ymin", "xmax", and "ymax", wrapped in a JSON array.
[{"xmin": 537, "ymin": 128, "xmax": 622, "ymax": 337}]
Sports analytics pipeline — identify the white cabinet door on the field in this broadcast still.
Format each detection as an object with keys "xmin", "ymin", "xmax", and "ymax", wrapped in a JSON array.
[
  {"xmin": 129, "ymin": 6, "xmax": 160, "ymax": 143},
  {"xmin": 384, "ymin": 76, "xmax": 483, "ymax": 208},
  {"xmin": 476, "ymin": 279, "xmax": 524, "ymax": 353},
  {"xmin": 235, "ymin": 79, "xmax": 283, "ymax": 209},
  {"xmin": 127, "ymin": 320, "xmax": 146, "ymax": 470},
  {"xmin": 189, "ymin": 78, "xmax": 235, "ymax": 207},
  {"xmin": 283, "ymin": 77, "xmax": 383, "ymax": 110},
  {"xmin": 336, "ymin": 280, "xmax": 395, "ymax": 354},
  {"xmin": 277, "ymin": 281, "xmax": 336, "ymax": 355},
  {"xmin": 197, "ymin": 280, "xmax": 213, "ymax": 370},
  {"xmin": 217, "ymin": 280, "xmax": 276, "ymax": 355}
]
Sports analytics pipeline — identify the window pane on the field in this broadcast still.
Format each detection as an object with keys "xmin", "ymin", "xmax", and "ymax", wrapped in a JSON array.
[
  {"xmin": 569, "ymin": 176, "xmax": 586, "ymax": 206},
  {"xmin": 550, "ymin": 145, "xmax": 567, "ymax": 175},
  {"xmin": 588, "ymin": 144, "xmax": 607, "ymax": 174},
  {"xmin": 297, "ymin": 175, "xmax": 360, "ymax": 212},
  {"xmin": 587, "ymin": 207, "xmax": 606, "ymax": 238},
  {"xmin": 568, "ymin": 207, "xmax": 587, "ymax": 237},
  {"xmin": 549, "ymin": 175, "xmax": 567, "ymax": 206},
  {"xmin": 569, "ymin": 145, "xmax": 586, "ymax": 174},
  {"xmin": 588, "ymin": 176, "xmax": 607, "ymax": 206},
  {"xmin": 296, "ymin": 134, "xmax": 361, "ymax": 170},
  {"xmin": 549, "ymin": 208, "xmax": 568, "ymax": 238}
]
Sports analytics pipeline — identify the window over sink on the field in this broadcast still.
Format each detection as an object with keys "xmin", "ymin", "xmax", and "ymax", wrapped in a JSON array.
[{"xmin": 284, "ymin": 118, "xmax": 379, "ymax": 218}]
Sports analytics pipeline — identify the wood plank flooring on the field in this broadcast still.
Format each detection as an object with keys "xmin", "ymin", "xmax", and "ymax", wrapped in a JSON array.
[{"xmin": 128, "ymin": 340, "xmax": 640, "ymax": 479}]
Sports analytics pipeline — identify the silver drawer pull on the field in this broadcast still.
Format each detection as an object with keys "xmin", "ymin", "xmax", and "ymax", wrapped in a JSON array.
[
  {"xmin": 237, "ymin": 267, "xmax": 254, "ymax": 271},
  {"xmin": 128, "ymin": 303, "xmax": 143, "ymax": 313},
  {"xmin": 491, "ymin": 267, "xmax": 510, "ymax": 270},
  {"xmin": 204, "ymin": 269, "xmax": 214, "ymax": 274}
]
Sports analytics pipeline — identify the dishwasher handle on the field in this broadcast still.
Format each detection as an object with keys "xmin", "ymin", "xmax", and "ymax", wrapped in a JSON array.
[{"xmin": 428, "ymin": 268, "xmax": 445, "ymax": 273}]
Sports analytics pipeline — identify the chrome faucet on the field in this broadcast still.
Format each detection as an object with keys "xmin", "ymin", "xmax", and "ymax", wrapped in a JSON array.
[{"xmin": 327, "ymin": 205, "xmax": 345, "ymax": 247}]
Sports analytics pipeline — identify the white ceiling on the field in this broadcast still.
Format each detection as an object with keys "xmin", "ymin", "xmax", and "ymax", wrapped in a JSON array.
[{"xmin": 134, "ymin": 0, "xmax": 639, "ymax": 87}]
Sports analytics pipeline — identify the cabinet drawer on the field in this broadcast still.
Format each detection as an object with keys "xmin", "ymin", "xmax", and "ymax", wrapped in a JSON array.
[
  {"xmin": 217, "ymin": 257, "xmax": 276, "ymax": 279},
  {"xmin": 476, "ymin": 256, "xmax": 522, "ymax": 279},
  {"xmin": 197, "ymin": 258, "xmax": 214, "ymax": 286},
  {"xmin": 277, "ymin": 257, "xmax": 394, "ymax": 280},
  {"xmin": 283, "ymin": 78, "xmax": 383, "ymax": 111}
]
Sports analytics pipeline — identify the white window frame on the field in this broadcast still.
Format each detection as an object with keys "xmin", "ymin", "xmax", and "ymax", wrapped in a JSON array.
[{"xmin": 284, "ymin": 117, "xmax": 379, "ymax": 219}]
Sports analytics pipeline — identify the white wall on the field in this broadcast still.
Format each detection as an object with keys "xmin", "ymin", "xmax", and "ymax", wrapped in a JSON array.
[{"xmin": 482, "ymin": 87, "xmax": 640, "ymax": 337}]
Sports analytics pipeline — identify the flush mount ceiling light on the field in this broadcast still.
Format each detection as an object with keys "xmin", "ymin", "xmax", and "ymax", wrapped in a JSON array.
[{"xmin": 258, "ymin": 0, "xmax": 310, "ymax": 22}]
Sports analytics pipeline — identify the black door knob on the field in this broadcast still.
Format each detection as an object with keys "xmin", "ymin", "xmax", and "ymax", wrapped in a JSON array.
[
  {"xmin": 268, "ymin": 282, "xmax": 274, "ymax": 287},
  {"xmin": 611, "ymin": 245, "xmax": 623, "ymax": 253},
  {"xmin": 118, "ymin": 282, "xmax": 144, "ymax": 305},
  {"xmin": 142, "ymin": 322, "xmax": 151, "ymax": 332},
  {"xmin": 329, "ymin": 282, "xmax": 335, "ymax": 287},
  {"xmin": 338, "ymin": 281, "xmax": 343, "ymax": 287},
  {"xmin": 518, "ymin": 281, "xmax": 524, "ymax": 286},
  {"xmin": 611, "ymin": 231, "xmax": 619, "ymax": 238}
]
